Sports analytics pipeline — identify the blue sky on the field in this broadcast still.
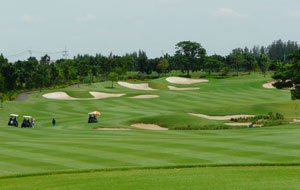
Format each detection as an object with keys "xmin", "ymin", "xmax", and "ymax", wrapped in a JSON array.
[{"xmin": 1, "ymin": 0, "xmax": 300, "ymax": 61}]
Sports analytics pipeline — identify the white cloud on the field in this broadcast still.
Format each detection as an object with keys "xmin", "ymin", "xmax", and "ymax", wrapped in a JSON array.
[
  {"xmin": 213, "ymin": 8, "xmax": 248, "ymax": 19},
  {"xmin": 288, "ymin": 10, "xmax": 300, "ymax": 18},
  {"xmin": 20, "ymin": 15, "xmax": 43, "ymax": 23},
  {"xmin": 76, "ymin": 14, "xmax": 96, "ymax": 22}
]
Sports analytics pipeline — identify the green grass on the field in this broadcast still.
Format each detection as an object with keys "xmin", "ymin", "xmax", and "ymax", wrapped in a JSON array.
[
  {"xmin": 1, "ymin": 166, "xmax": 300, "ymax": 190},
  {"xmin": 1, "ymin": 73, "xmax": 300, "ymax": 188}
]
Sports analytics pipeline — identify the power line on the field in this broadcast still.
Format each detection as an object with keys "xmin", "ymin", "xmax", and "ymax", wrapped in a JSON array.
[{"xmin": 5, "ymin": 48, "xmax": 69, "ymax": 59}]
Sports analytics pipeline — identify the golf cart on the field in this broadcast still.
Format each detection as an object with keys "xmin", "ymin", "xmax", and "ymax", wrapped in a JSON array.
[
  {"xmin": 21, "ymin": 116, "xmax": 33, "ymax": 128},
  {"xmin": 8, "ymin": 114, "xmax": 19, "ymax": 127},
  {"xmin": 88, "ymin": 111, "xmax": 101, "ymax": 123}
]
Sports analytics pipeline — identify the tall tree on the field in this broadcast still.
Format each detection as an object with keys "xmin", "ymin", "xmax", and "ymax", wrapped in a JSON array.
[{"xmin": 175, "ymin": 41, "xmax": 206, "ymax": 76}]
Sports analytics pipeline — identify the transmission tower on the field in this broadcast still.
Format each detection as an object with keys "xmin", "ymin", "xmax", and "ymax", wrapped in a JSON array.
[{"xmin": 62, "ymin": 46, "xmax": 69, "ymax": 59}]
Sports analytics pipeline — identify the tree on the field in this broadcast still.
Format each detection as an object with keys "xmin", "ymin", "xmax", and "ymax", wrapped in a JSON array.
[
  {"xmin": 272, "ymin": 50, "xmax": 300, "ymax": 99},
  {"xmin": 256, "ymin": 55, "xmax": 269, "ymax": 77},
  {"xmin": 175, "ymin": 41, "xmax": 206, "ymax": 76},
  {"xmin": 108, "ymin": 72, "xmax": 118, "ymax": 88},
  {"xmin": 156, "ymin": 59, "xmax": 169, "ymax": 76},
  {"xmin": 34, "ymin": 62, "xmax": 49, "ymax": 92},
  {"xmin": 226, "ymin": 49, "xmax": 246, "ymax": 75}
]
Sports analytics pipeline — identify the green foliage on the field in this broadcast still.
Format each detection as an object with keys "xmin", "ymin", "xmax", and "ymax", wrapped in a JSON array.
[
  {"xmin": 175, "ymin": 41, "xmax": 206, "ymax": 76},
  {"xmin": 156, "ymin": 59, "xmax": 169, "ymax": 76},
  {"xmin": 273, "ymin": 50, "xmax": 300, "ymax": 99},
  {"xmin": 108, "ymin": 72, "xmax": 118, "ymax": 88}
]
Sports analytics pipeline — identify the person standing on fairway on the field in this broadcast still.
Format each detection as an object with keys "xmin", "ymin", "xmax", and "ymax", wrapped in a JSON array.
[{"xmin": 52, "ymin": 118, "xmax": 56, "ymax": 127}]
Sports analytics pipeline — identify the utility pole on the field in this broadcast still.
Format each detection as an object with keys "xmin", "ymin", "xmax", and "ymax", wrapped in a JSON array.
[
  {"xmin": 28, "ymin": 50, "xmax": 32, "ymax": 57},
  {"xmin": 62, "ymin": 46, "xmax": 68, "ymax": 59}
]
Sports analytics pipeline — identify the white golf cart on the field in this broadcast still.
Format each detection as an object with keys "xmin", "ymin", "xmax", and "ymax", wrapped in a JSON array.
[
  {"xmin": 21, "ymin": 116, "xmax": 33, "ymax": 128},
  {"xmin": 8, "ymin": 114, "xmax": 19, "ymax": 127}
]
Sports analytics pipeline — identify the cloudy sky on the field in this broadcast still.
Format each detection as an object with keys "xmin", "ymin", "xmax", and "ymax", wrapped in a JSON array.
[{"xmin": 1, "ymin": 0, "xmax": 300, "ymax": 61}]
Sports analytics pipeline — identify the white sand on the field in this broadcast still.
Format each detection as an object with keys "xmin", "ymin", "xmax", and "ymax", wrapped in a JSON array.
[
  {"xmin": 89, "ymin": 92, "xmax": 125, "ymax": 99},
  {"xmin": 166, "ymin": 77, "xmax": 208, "ymax": 84},
  {"xmin": 95, "ymin": 128, "xmax": 131, "ymax": 130},
  {"xmin": 130, "ymin": 95, "xmax": 159, "ymax": 99},
  {"xmin": 131, "ymin": 123, "xmax": 168, "ymax": 130},
  {"xmin": 43, "ymin": 92, "xmax": 125, "ymax": 100},
  {"xmin": 224, "ymin": 123, "xmax": 262, "ymax": 127},
  {"xmin": 43, "ymin": 92, "xmax": 76, "ymax": 100},
  {"xmin": 189, "ymin": 113, "xmax": 255, "ymax": 121},
  {"xmin": 293, "ymin": 119, "xmax": 300, "ymax": 123},
  {"xmin": 263, "ymin": 82, "xmax": 276, "ymax": 89},
  {"xmin": 118, "ymin": 82, "xmax": 156, "ymax": 91},
  {"xmin": 168, "ymin": 86, "xmax": 200, "ymax": 91}
]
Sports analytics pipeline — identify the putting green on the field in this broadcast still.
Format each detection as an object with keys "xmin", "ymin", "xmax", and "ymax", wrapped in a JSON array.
[{"xmin": 1, "ymin": 74, "xmax": 300, "ymax": 188}]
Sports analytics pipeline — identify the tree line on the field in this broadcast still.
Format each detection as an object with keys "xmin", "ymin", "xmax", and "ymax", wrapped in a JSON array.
[{"xmin": 0, "ymin": 39, "xmax": 299, "ymax": 98}]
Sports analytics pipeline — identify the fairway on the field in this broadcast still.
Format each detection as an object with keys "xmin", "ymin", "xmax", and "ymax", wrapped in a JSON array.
[
  {"xmin": 1, "ymin": 74, "xmax": 300, "ymax": 188},
  {"xmin": 1, "ymin": 166, "xmax": 300, "ymax": 190}
]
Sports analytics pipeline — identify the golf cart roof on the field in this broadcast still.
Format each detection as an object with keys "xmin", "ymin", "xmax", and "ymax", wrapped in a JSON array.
[
  {"xmin": 10, "ymin": 114, "xmax": 19, "ymax": 117},
  {"xmin": 23, "ymin": 116, "xmax": 32, "ymax": 119}
]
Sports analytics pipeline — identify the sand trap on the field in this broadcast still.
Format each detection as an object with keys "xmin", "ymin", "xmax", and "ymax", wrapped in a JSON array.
[
  {"xmin": 89, "ymin": 92, "xmax": 125, "ymax": 99},
  {"xmin": 166, "ymin": 77, "xmax": 208, "ymax": 84},
  {"xmin": 95, "ymin": 128, "xmax": 131, "ymax": 130},
  {"xmin": 130, "ymin": 95, "xmax": 159, "ymax": 99},
  {"xmin": 118, "ymin": 82, "xmax": 156, "ymax": 91},
  {"xmin": 293, "ymin": 119, "xmax": 300, "ymax": 123},
  {"xmin": 168, "ymin": 86, "xmax": 200, "ymax": 91},
  {"xmin": 224, "ymin": 123, "xmax": 262, "ymax": 127},
  {"xmin": 43, "ymin": 92, "xmax": 76, "ymax": 100},
  {"xmin": 131, "ymin": 123, "xmax": 168, "ymax": 130},
  {"xmin": 189, "ymin": 113, "xmax": 255, "ymax": 121},
  {"xmin": 263, "ymin": 82, "xmax": 276, "ymax": 89},
  {"xmin": 43, "ymin": 92, "xmax": 125, "ymax": 100}
]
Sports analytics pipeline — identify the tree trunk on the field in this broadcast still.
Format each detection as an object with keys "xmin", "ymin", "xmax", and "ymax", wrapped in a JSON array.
[{"xmin": 187, "ymin": 70, "xmax": 190, "ymax": 77}]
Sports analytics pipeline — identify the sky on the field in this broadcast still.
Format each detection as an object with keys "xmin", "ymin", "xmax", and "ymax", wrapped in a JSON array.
[{"xmin": 1, "ymin": 0, "xmax": 300, "ymax": 61}]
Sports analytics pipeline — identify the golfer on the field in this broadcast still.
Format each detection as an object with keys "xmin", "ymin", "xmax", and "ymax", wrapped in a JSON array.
[{"xmin": 52, "ymin": 118, "xmax": 56, "ymax": 127}]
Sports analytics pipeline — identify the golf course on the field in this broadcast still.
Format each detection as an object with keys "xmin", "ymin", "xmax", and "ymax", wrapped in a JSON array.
[{"xmin": 1, "ymin": 74, "xmax": 300, "ymax": 189}]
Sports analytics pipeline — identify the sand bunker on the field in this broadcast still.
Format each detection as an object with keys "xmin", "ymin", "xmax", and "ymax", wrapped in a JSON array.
[
  {"xmin": 43, "ymin": 92, "xmax": 125, "ymax": 100},
  {"xmin": 90, "ymin": 92, "xmax": 125, "ymax": 99},
  {"xmin": 168, "ymin": 86, "xmax": 200, "ymax": 91},
  {"xmin": 95, "ymin": 128, "xmax": 131, "ymax": 130},
  {"xmin": 263, "ymin": 82, "xmax": 276, "ymax": 89},
  {"xmin": 130, "ymin": 95, "xmax": 159, "ymax": 99},
  {"xmin": 131, "ymin": 123, "xmax": 168, "ymax": 130},
  {"xmin": 43, "ymin": 92, "xmax": 76, "ymax": 100},
  {"xmin": 189, "ymin": 113, "xmax": 255, "ymax": 121},
  {"xmin": 118, "ymin": 82, "xmax": 156, "ymax": 91},
  {"xmin": 224, "ymin": 123, "xmax": 262, "ymax": 127},
  {"xmin": 166, "ymin": 77, "xmax": 208, "ymax": 84}
]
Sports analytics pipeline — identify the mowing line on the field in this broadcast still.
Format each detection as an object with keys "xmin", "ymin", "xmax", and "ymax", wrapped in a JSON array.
[{"xmin": 1, "ymin": 163, "xmax": 300, "ymax": 180}]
